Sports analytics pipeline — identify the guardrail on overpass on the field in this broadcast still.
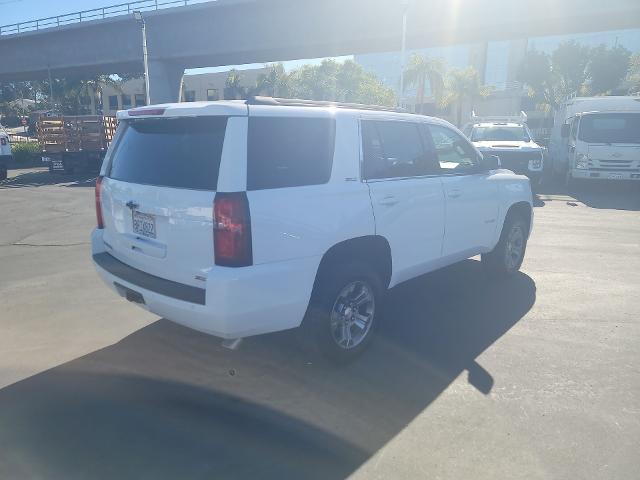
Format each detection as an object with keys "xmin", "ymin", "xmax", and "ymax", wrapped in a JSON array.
[{"xmin": 0, "ymin": 0, "xmax": 213, "ymax": 36}]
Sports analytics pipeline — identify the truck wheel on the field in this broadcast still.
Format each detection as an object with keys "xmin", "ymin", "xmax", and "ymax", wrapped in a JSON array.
[
  {"xmin": 0, "ymin": 165, "xmax": 7, "ymax": 181},
  {"xmin": 304, "ymin": 262, "xmax": 382, "ymax": 364},
  {"xmin": 482, "ymin": 213, "xmax": 528, "ymax": 278}
]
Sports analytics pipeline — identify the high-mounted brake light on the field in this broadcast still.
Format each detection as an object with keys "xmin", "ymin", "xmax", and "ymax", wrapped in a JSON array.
[
  {"xmin": 95, "ymin": 175, "xmax": 105, "ymax": 229},
  {"xmin": 213, "ymin": 192, "xmax": 252, "ymax": 267},
  {"xmin": 128, "ymin": 107, "xmax": 166, "ymax": 116}
]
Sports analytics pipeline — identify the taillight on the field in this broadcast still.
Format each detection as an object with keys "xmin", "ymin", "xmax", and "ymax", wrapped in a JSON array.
[
  {"xmin": 0, "ymin": 138, "xmax": 6, "ymax": 146},
  {"xmin": 95, "ymin": 175, "xmax": 105, "ymax": 229},
  {"xmin": 213, "ymin": 192, "xmax": 252, "ymax": 267}
]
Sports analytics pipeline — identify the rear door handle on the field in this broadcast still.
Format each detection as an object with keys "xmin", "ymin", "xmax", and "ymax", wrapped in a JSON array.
[
  {"xmin": 378, "ymin": 195, "xmax": 399, "ymax": 206},
  {"xmin": 447, "ymin": 189, "xmax": 462, "ymax": 199}
]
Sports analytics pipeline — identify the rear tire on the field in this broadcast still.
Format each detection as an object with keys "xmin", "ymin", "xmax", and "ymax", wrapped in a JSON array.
[
  {"xmin": 482, "ymin": 213, "xmax": 528, "ymax": 278},
  {"xmin": 0, "ymin": 165, "xmax": 7, "ymax": 181},
  {"xmin": 303, "ymin": 262, "xmax": 383, "ymax": 364}
]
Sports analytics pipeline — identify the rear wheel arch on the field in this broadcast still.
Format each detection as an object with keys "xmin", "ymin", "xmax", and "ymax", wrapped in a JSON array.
[{"xmin": 312, "ymin": 235, "xmax": 392, "ymax": 295}]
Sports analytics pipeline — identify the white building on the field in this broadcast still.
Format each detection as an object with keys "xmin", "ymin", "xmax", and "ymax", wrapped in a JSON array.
[{"xmin": 97, "ymin": 67, "xmax": 269, "ymax": 115}]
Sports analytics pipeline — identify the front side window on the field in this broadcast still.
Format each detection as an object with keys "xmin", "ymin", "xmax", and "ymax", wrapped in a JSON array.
[
  {"xmin": 108, "ymin": 117, "xmax": 227, "ymax": 190},
  {"xmin": 362, "ymin": 120, "xmax": 435, "ymax": 180},
  {"xmin": 428, "ymin": 124, "xmax": 479, "ymax": 173},
  {"xmin": 570, "ymin": 117, "xmax": 578, "ymax": 141},
  {"xmin": 184, "ymin": 90, "xmax": 196, "ymax": 102},
  {"xmin": 247, "ymin": 117, "xmax": 335, "ymax": 190}
]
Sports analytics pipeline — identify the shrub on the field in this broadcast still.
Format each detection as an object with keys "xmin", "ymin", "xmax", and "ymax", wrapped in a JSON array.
[{"xmin": 11, "ymin": 141, "xmax": 41, "ymax": 163}]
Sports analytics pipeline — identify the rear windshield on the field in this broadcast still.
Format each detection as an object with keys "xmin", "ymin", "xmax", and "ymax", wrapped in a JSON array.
[
  {"xmin": 578, "ymin": 113, "xmax": 640, "ymax": 144},
  {"xmin": 108, "ymin": 117, "xmax": 227, "ymax": 190},
  {"xmin": 247, "ymin": 116, "xmax": 335, "ymax": 190}
]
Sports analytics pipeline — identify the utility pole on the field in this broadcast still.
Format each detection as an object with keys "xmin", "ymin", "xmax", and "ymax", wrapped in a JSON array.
[
  {"xmin": 47, "ymin": 65, "xmax": 54, "ymax": 111},
  {"xmin": 399, "ymin": 0, "xmax": 410, "ymax": 109},
  {"xmin": 133, "ymin": 11, "xmax": 151, "ymax": 105}
]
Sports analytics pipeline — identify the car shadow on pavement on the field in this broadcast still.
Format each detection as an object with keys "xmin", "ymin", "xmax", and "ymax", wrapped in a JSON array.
[
  {"xmin": 0, "ymin": 168, "xmax": 96, "ymax": 189},
  {"xmin": 535, "ymin": 177, "xmax": 640, "ymax": 211},
  {"xmin": 0, "ymin": 259, "xmax": 536, "ymax": 480}
]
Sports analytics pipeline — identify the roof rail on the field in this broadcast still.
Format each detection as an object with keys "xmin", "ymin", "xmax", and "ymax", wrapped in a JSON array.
[
  {"xmin": 470, "ymin": 110, "xmax": 528, "ymax": 124},
  {"xmin": 246, "ymin": 96, "xmax": 407, "ymax": 113}
]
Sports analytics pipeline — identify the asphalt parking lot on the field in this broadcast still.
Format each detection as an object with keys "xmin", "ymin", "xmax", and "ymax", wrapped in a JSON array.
[{"xmin": 0, "ymin": 167, "xmax": 639, "ymax": 480}]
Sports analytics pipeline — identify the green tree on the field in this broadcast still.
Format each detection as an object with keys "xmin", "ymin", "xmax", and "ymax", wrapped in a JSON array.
[
  {"xmin": 551, "ymin": 41, "xmax": 591, "ymax": 95},
  {"xmin": 224, "ymin": 70, "xmax": 247, "ymax": 100},
  {"xmin": 254, "ymin": 63, "xmax": 290, "ymax": 97},
  {"xmin": 404, "ymin": 54, "xmax": 444, "ymax": 113},
  {"xmin": 519, "ymin": 41, "xmax": 596, "ymax": 110},
  {"xmin": 625, "ymin": 53, "xmax": 640, "ymax": 94},
  {"xmin": 440, "ymin": 66, "xmax": 492, "ymax": 126},
  {"xmin": 586, "ymin": 45, "xmax": 631, "ymax": 94},
  {"xmin": 287, "ymin": 59, "xmax": 395, "ymax": 106}
]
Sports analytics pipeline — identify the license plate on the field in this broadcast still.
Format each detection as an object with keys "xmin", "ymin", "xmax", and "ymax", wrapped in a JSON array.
[
  {"xmin": 132, "ymin": 211, "xmax": 156, "ymax": 239},
  {"xmin": 608, "ymin": 173, "xmax": 623, "ymax": 180},
  {"xmin": 41, "ymin": 156, "xmax": 51, "ymax": 163}
]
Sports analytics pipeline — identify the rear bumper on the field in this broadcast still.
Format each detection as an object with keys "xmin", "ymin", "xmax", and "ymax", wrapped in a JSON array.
[
  {"xmin": 91, "ymin": 229, "xmax": 318, "ymax": 339},
  {"xmin": 570, "ymin": 170, "xmax": 640, "ymax": 181}
]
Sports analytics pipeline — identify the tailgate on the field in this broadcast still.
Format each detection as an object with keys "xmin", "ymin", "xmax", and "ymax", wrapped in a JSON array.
[{"xmin": 100, "ymin": 116, "xmax": 228, "ymax": 287}]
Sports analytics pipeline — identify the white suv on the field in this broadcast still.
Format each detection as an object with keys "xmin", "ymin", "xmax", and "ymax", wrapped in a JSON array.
[{"xmin": 92, "ymin": 98, "xmax": 533, "ymax": 362}]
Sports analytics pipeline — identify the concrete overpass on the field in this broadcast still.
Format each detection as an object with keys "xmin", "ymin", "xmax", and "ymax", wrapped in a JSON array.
[{"xmin": 1, "ymin": 0, "xmax": 639, "ymax": 103}]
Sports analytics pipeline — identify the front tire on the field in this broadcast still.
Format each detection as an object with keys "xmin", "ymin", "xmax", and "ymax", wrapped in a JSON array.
[
  {"xmin": 304, "ymin": 262, "xmax": 382, "ymax": 364},
  {"xmin": 482, "ymin": 214, "xmax": 528, "ymax": 278}
]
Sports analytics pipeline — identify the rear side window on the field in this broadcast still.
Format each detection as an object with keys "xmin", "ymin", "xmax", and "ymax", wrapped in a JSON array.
[
  {"xmin": 247, "ymin": 117, "xmax": 335, "ymax": 190},
  {"xmin": 108, "ymin": 117, "xmax": 227, "ymax": 190}
]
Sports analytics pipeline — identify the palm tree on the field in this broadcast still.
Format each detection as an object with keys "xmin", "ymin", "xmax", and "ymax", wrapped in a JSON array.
[
  {"xmin": 439, "ymin": 66, "xmax": 493, "ymax": 126},
  {"xmin": 404, "ymin": 54, "xmax": 444, "ymax": 113}
]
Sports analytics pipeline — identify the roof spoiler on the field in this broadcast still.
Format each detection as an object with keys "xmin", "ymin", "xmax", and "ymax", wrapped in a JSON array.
[{"xmin": 471, "ymin": 110, "xmax": 528, "ymax": 124}]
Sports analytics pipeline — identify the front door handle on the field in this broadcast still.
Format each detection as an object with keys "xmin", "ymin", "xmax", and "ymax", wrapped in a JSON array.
[{"xmin": 447, "ymin": 189, "xmax": 462, "ymax": 199}]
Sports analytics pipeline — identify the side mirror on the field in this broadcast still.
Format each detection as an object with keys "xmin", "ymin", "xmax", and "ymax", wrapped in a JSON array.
[
  {"xmin": 481, "ymin": 154, "xmax": 501, "ymax": 171},
  {"xmin": 560, "ymin": 124, "xmax": 570, "ymax": 138}
]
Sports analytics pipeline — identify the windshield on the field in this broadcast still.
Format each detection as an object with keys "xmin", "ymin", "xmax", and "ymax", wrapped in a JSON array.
[
  {"xmin": 578, "ymin": 113, "xmax": 640, "ymax": 144},
  {"xmin": 471, "ymin": 125, "xmax": 530, "ymax": 142}
]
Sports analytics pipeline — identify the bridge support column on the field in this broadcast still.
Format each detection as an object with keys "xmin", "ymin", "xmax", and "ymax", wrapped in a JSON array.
[{"xmin": 147, "ymin": 60, "xmax": 184, "ymax": 104}]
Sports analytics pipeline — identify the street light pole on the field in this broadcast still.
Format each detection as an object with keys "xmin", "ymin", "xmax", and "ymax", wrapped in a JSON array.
[
  {"xmin": 133, "ymin": 11, "xmax": 151, "ymax": 105},
  {"xmin": 399, "ymin": 0, "xmax": 410, "ymax": 109}
]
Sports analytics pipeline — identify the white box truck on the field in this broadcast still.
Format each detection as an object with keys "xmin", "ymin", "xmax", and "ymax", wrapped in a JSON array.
[{"xmin": 549, "ymin": 96, "xmax": 640, "ymax": 187}]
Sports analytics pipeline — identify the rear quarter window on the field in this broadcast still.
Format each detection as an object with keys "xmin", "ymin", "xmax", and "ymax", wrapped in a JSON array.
[
  {"xmin": 108, "ymin": 116, "xmax": 227, "ymax": 190},
  {"xmin": 247, "ymin": 116, "xmax": 336, "ymax": 190}
]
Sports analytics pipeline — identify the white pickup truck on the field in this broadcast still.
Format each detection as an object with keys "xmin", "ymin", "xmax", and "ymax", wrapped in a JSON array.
[{"xmin": 92, "ymin": 98, "xmax": 533, "ymax": 362}]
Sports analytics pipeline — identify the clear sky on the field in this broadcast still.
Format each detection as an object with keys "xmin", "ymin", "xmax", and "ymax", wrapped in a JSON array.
[{"xmin": 1, "ymin": 0, "xmax": 350, "ymax": 74}]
